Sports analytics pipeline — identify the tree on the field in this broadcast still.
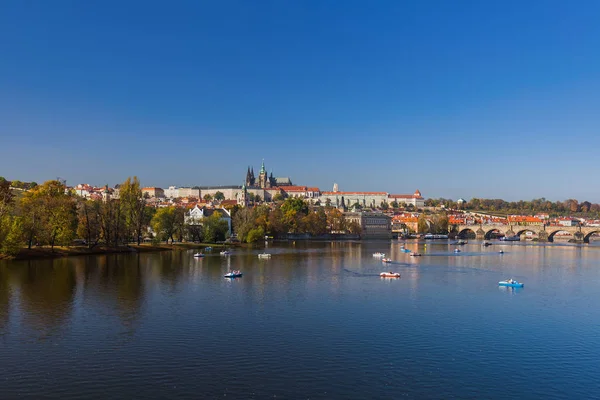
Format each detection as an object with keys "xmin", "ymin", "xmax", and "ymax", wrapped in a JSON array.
[
  {"xmin": 254, "ymin": 194, "xmax": 262, "ymax": 203},
  {"xmin": 417, "ymin": 214, "xmax": 429, "ymax": 234},
  {"xmin": 326, "ymin": 208, "xmax": 346, "ymax": 233},
  {"xmin": 203, "ymin": 194, "xmax": 213, "ymax": 202},
  {"xmin": 303, "ymin": 209, "xmax": 328, "ymax": 236},
  {"xmin": 20, "ymin": 180, "xmax": 77, "ymax": 251},
  {"xmin": 203, "ymin": 211, "xmax": 229, "ymax": 243},
  {"xmin": 214, "ymin": 191, "xmax": 225, "ymax": 202},
  {"xmin": 232, "ymin": 207, "xmax": 255, "ymax": 242},
  {"xmin": 120, "ymin": 176, "xmax": 148, "ymax": 245},
  {"xmin": 281, "ymin": 198, "xmax": 309, "ymax": 215},
  {"xmin": 99, "ymin": 197, "xmax": 125, "ymax": 247},
  {"xmin": 325, "ymin": 198, "xmax": 332, "ymax": 207},
  {"xmin": 347, "ymin": 221, "xmax": 362, "ymax": 235},
  {"xmin": 391, "ymin": 201, "xmax": 399, "ymax": 209},
  {"xmin": 77, "ymin": 199, "xmax": 102, "ymax": 248},
  {"xmin": 246, "ymin": 226, "xmax": 265, "ymax": 243},
  {"xmin": 380, "ymin": 201, "xmax": 389, "ymax": 210},
  {"xmin": 273, "ymin": 193, "xmax": 284, "ymax": 202},
  {"xmin": 151, "ymin": 207, "xmax": 178, "ymax": 243}
]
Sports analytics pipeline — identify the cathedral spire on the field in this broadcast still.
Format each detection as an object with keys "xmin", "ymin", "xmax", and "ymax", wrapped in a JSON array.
[{"xmin": 260, "ymin": 159, "xmax": 266, "ymax": 174}]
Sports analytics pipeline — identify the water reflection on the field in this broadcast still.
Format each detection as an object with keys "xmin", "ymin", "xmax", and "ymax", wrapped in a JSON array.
[{"xmin": 15, "ymin": 258, "xmax": 77, "ymax": 339}]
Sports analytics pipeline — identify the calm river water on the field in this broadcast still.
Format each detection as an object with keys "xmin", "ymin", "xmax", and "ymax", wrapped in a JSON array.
[{"xmin": 1, "ymin": 241, "xmax": 600, "ymax": 399}]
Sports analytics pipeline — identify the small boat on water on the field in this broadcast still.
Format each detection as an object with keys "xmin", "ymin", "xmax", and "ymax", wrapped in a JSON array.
[
  {"xmin": 258, "ymin": 253, "xmax": 271, "ymax": 258},
  {"xmin": 380, "ymin": 272, "xmax": 400, "ymax": 278},
  {"xmin": 224, "ymin": 270, "xmax": 243, "ymax": 278},
  {"xmin": 382, "ymin": 258, "xmax": 392, "ymax": 263},
  {"xmin": 453, "ymin": 240, "xmax": 468, "ymax": 245},
  {"xmin": 499, "ymin": 250, "xmax": 504, "ymax": 254},
  {"xmin": 500, "ymin": 235, "xmax": 520, "ymax": 242},
  {"xmin": 498, "ymin": 279, "xmax": 524, "ymax": 288},
  {"xmin": 454, "ymin": 249, "xmax": 461, "ymax": 253},
  {"xmin": 483, "ymin": 242, "xmax": 492, "ymax": 247},
  {"xmin": 411, "ymin": 253, "xmax": 422, "ymax": 257},
  {"xmin": 204, "ymin": 246, "xmax": 213, "ymax": 251},
  {"xmin": 401, "ymin": 249, "xmax": 411, "ymax": 253},
  {"xmin": 220, "ymin": 250, "xmax": 232, "ymax": 256},
  {"xmin": 373, "ymin": 252, "xmax": 386, "ymax": 258},
  {"xmin": 193, "ymin": 253, "xmax": 204, "ymax": 258}
]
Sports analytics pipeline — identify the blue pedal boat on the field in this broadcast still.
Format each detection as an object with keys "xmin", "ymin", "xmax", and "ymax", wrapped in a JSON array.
[{"xmin": 498, "ymin": 280, "xmax": 524, "ymax": 288}]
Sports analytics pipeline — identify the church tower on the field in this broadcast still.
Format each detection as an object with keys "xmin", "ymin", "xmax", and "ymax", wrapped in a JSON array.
[
  {"xmin": 258, "ymin": 159, "xmax": 270, "ymax": 189},
  {"xmin": 238, "ymin": 183, "xmax": 248, "ymax": 207}
]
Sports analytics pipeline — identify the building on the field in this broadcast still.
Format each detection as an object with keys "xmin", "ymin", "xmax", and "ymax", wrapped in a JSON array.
[
  {"xmin": 142, "ymin": 187, "xmax": 165, "ymax": 198},
  {"xmin": 245, "ymin": 160, "xmax": 293, "ymax": 189},
  {"xmin": 387, "ymin": 190, "xmax": 425, "ymax": 208},
  {"xmin": 184, "ymin": 205, "xmax": 232, "ymax": 235},
  {"xmin": 557, "ymin": 218, "xmax": 579, "ymax": 227},
  {"xmin": 344, "ymin": 211, "xmax": 392, "ymax": 239},
  {"xmin": 320, "ymin": 191, "xmax": 389, "ymax": 209},
  {"xmin": 164, "ymin": 186, "xmax": 180, "ymax": 199}
]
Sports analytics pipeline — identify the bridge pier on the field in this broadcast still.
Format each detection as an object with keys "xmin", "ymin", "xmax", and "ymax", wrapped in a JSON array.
[
  {"xmin": 538, "ymin": 231, "xmax": 549, "ymax": 242},
  {"xmin": 573, "ymin": 232, "xmax": 585, "ymax": 243},
  {"xmin": 476, "ymin": 228, "xmax": 485, "ymax": 241}
]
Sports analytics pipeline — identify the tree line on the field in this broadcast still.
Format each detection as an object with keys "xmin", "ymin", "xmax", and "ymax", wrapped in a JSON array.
[
  {"xmin": 231, "ymin": 197, "xmax": 362, "ymax": 243},
  {"xmin": 0, "ymin": 177, "xmax": 229, "ymax": 257}
]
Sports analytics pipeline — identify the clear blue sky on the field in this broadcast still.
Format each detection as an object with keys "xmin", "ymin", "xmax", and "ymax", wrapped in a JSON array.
[{"xmin": 1, "ymin": 0, "xmax": 599, "ymax": 201}]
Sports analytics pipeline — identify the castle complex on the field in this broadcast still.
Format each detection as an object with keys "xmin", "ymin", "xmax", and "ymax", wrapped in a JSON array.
[{"xmin": 245, "ymin": 160, "xmax": 292, "ymax": 189}]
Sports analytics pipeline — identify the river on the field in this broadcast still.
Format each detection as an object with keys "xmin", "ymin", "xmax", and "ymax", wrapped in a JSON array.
[{"xmin": 1, "ymin": 241, "xmax": 600, "ymax": 399}]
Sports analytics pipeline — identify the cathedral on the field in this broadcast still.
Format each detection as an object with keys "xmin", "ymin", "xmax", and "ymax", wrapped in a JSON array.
[{"xmin": 245, "ymin": 160, "xmax": 292, "ymax": 189}]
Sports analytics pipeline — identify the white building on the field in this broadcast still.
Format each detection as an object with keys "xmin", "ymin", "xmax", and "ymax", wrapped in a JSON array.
[
  {"xmin": 164, "ymin": 186, "xmax": 180, "ymax": 199},
  {"xmin": 185, "ymin": 205, "xmax": 232, "ymax": 234}
]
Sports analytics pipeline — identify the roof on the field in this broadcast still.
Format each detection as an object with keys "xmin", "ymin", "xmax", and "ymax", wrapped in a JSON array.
[
  {"xmin": 321, "ymin": 191, "xmax": 387, "ymax": 195},
  {"xmin": 278, "ymin": 186, "xmax": 308, "ymax": 192},
  {"xmin": 274, "ymin": 177, "xmax": 292, "ymax": 185}
]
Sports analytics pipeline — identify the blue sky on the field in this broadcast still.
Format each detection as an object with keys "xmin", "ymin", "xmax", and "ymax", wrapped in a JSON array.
[{"xmin": 1, "ymin": 0, "xmax": 600, "ymax": 201}]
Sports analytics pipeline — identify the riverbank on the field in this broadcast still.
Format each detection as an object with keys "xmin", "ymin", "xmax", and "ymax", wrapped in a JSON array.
[{"xmin": 0, "ymin": 242, "xmax": 231, "ymax": 261}]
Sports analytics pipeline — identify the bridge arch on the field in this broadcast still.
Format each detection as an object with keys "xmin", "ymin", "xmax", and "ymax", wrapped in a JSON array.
[
  {"xmin": 515, "ymin": 228, "xmax": 538, "ymax": 238},
  {"xmin": 484, "ymin": 228, "xmax": 505, "ymax": 240},
  {"xmin": 458, "ymin": 228, "xmax": 476, "ymax": 239},
  {"xmin": 584, "ymin": 230, "xmax": 600, "ymax": 243},
  {"xmin": 547, "ymin": 229, "xmax": 574, "ymax": 242}
]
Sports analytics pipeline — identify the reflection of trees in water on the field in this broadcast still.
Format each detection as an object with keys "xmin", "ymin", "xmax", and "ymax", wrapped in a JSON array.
[
  {"xmin": 17, "ymin": 258, "xmax": 77, "ymax": 337},
  {"xmin": 0, "ymin": 266, "xmax": 11, "ymax": 333},
  {"xmin": 83, "ymin": 254, "xmax": 146, "ymax": 332}
]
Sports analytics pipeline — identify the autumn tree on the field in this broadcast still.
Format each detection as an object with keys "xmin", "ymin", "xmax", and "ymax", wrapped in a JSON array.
[
  {"xmin": 151, "ymin": 207, "xmax": 178, "ymax": 243},
  {"xmin": 120, "ymin": 177, "xmax": 149, "ymax": 245},
  {"xmin": 77, "ymin": 199, "xmax": 102, "ymax": 248},
  {"xmin": 20, "ymin": 180, "xmax": 77, "ymax": 251},
  {"xmin": 302, "ymin": 209, "xmax": 328, "ymax": 236},
  {"xmin": 417, "ymin": 214, "xmax": 429, "ymax": 234}
]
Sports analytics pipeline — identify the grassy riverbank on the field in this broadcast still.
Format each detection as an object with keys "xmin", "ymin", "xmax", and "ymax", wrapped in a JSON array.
[{"xmin": 0, "ymin": 242, "xmax": 232, "ymax": 261}]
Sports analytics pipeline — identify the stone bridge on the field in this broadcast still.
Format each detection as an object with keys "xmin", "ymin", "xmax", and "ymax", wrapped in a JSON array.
[{"xmin": 453, "ymin": 224, "xmax": 600, "ymax": 243}]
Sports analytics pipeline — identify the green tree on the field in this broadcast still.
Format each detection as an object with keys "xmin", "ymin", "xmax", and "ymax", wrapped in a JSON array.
[
  {"xmin": 272, "ymin": 193, "xmax": 284, "ymax": 202},
  {"xmin": 246, "ymin": 226, "xmax": 265, "ymax": 243},
  {"xmin": 203, "ymin": 194, "xmax": 213, "ymax": 202},
  {"xmin": 151, "ymin": 207, "xmax": 178, "ymax": 243},
  {"xmin": 203, "ymin": 211, "xmax": 229, "ymax": 243},
  {"xmin": 380, "ymin": 201, "xmax": 389, "ymax": 210},
  {"xmin": 214, "ymin": 191, "xmax": 225, "ymax": 202},
  {"xmin": 281, "ymin": 198, "xmax": 309, "ymax": 215},
  {"xmin": 232, "ymin": 207, "xmax": 256, "ymax": 242}
]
